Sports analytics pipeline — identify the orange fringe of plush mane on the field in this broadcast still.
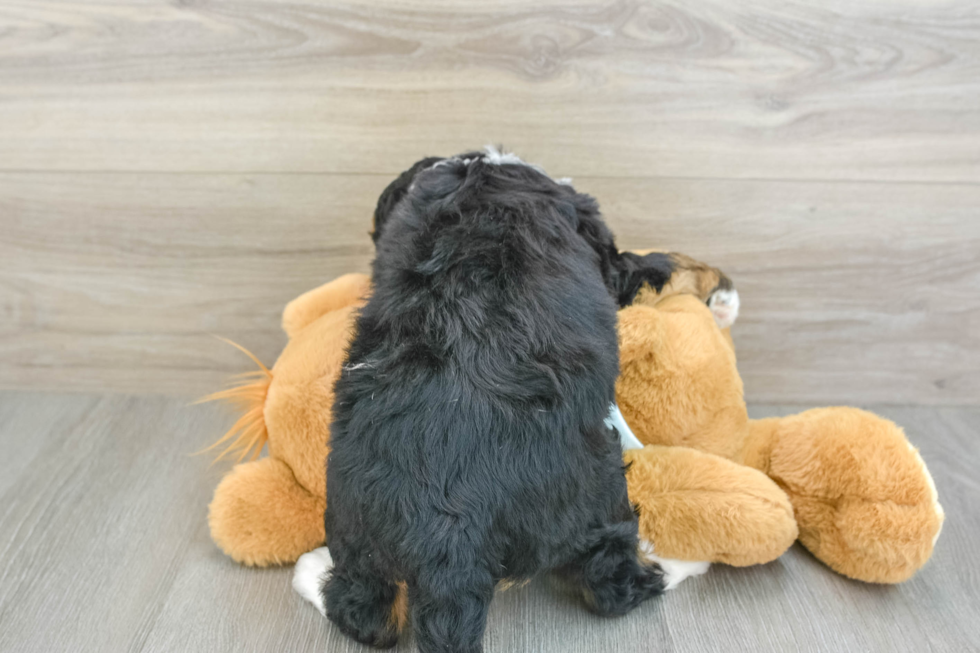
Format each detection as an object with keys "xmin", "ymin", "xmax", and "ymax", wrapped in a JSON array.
[{"xmin": 195, "ymin": 338, "xmax": 272, "ymax": 463}]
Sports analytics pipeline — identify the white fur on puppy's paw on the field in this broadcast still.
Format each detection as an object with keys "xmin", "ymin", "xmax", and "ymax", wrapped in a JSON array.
[
  {"xmin": 639, "ymin": 540, "xmax": 710, "ymax": 591},
  {"xmin": 708, "ymin": 288, "xmax": 740, "ymax": 329},
  {"xmin": 293, "ymin": 547, "xmax": 334, "ymax": 616}
]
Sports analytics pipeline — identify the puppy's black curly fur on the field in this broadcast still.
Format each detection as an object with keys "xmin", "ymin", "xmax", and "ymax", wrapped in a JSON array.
[{"xmin": 323, "ymin": 152, "xmax": 666, "ymax": 652}]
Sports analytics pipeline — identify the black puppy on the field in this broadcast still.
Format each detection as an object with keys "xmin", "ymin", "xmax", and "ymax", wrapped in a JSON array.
[{"xmin": 322, "ymin": 149, "xmax": 668, "ymax": 652}]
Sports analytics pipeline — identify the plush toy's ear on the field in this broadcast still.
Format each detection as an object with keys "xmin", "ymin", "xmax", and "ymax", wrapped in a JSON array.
[{"xmin": 281, "ymin": 273, "xmax": 372, "ymax": 338}]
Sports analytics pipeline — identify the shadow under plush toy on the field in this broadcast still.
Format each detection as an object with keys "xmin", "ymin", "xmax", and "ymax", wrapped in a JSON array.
[{"xmin": 205, "ymin": 263, "xmax": 943, "ymax": 589}]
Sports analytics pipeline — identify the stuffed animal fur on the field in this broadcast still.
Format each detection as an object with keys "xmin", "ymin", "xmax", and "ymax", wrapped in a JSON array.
[
  {"xmin": 205, "ymin": 270, "xmax": 943, "ymax": 584},
  {"xmin": 618, "ymin": 287, "xmax": 944, "ymax": 583}
]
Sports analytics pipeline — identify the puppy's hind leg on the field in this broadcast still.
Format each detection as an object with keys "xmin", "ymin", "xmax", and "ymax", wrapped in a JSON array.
[
  {"xmin": 322, "ymin": 535, "xmax": 405, "ymax": 649},
  {"xmin": 565, "ymin": 519, "xmax": 666, "ymax": 617},
  {"xmin": 409, "ymin": 559, "xmax": 496, "ymax": 653}
]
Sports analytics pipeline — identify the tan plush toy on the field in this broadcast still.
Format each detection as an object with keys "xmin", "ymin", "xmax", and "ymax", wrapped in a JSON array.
[
  {"xmin": 206, "ymin": 270, "xmax": 943, "ymax": 585},
  {"xmin": 618, "ymin": 288, "xmax": 944, "ymax": 583}
]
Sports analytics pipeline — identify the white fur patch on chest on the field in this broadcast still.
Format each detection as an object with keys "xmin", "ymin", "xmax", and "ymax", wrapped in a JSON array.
[{"xmin": 606, "ymin": 403, "xmax": 644, "ymax": 451}]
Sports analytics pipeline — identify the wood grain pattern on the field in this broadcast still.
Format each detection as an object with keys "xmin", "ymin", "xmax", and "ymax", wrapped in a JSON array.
[
  {"xmin": 597, "ymin": 177, "xmax": 980, "ymax": 405},
  {"xmin": 1, "ymin": 0, "xmax": 978, "ymax": 181},
  {"xmin": 2, "ymin": 173, "xmax": 977, "ymax": 403},
  {"xmin": 1, "ymin": 394, "xmax": 978, "ymax": 652},
  {"xmin": 1, "ymin": 0, "xmax": 978, "ymax": 402}
]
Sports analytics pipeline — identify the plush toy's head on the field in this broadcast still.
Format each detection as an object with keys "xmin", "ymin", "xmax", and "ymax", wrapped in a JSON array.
[{"xmin": 617, "ymin": 292, "xmax": 752, "ymax": 463}]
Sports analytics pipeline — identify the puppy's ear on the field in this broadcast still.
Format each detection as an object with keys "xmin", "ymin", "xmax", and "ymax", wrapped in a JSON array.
[
  {"xmin": 574, "ymin": 203, "xmax": 676, "ymax": 307},
  {"xmin": 610, "ymin": 252, "xmax": 677, "ymax": 307},
  {"xmin": 372, "ymin": 157, "xmax": 443, "ymax": 244},
  {"xmin": 614, "ymin": 251, "xmax": 736, "ymax": 309},
  {"xmin": 572, "ymin": 197, "xmax": 624, "ymax": 302}
]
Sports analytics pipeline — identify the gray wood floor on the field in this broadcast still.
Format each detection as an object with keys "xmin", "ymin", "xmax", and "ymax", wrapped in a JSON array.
[{"xmin": 0, "ymin": 392, "xmax": 977, "ymax": 652}]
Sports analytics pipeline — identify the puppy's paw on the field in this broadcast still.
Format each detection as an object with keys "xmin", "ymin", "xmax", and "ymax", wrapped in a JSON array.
[
  {"xmin": 293, "ymin": 547, "xmax": 334, "ymax": 616},
  {"xmin": 708, "ymin": 288, "xmax": 740, "ymax": 329},
  {"xmin": 638, "ymin": 540, "xmax": 710, "ymax": 590}
]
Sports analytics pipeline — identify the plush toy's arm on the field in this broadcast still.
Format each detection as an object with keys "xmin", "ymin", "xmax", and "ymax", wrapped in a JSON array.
[
  {"xmin": 282, "ymin": 273, "xmax": 371, "ymax": 338},
  {"xmin": 625, "ymin": 445, "xmax": 797, "ymax": 568}
]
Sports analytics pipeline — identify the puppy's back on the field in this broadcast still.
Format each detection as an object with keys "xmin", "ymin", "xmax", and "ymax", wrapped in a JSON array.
[{"xmin": 330, "ymin": 157, "xmax": 623, "ymax": 569}]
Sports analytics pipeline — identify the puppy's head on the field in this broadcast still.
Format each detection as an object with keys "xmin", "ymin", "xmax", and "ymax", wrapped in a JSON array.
[{"xmin": 371, "ymin": 147, "xmax": 668, "ymax": 306}]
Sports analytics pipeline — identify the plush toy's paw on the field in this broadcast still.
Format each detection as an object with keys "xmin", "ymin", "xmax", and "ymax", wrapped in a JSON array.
[
  {"xmin": 708, "ymin": 287, "xmax": 740, "ymax": 329},
  {"xmin": 208, "ymin": 457, "xmax": 326, "ymax": 566},
  {"xmin": 625, "ymin": 445, "xmax": 798, "ymax": 567},
  {"xmin": 293, "ymin": 547, "xmax": 334, "ymax": 616},
  {"xmin": 637, "ymin": 541, "xmax": 710, "ymax": 590},
  {"xmin": 764, "ymin": 407, "xmax": 945, "ymax": 583}
]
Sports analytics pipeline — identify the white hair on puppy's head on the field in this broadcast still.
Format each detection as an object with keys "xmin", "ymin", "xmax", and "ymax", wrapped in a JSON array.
[
  {"xmin": 482, "ymin": 145, "xmax": 550, "ymax": 176},
  {"xmin": 482, "ymin": 144, "xmax": 526, "ymax": 166},
  {"xmin": 416, "ymin": 146, "xmax": 565, "ymax": 191}
]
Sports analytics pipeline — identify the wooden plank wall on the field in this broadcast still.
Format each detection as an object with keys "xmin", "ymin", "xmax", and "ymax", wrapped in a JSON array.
[{"xmin": 1, "ymin": 0, "xmax": 978, "ymax": 404}]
